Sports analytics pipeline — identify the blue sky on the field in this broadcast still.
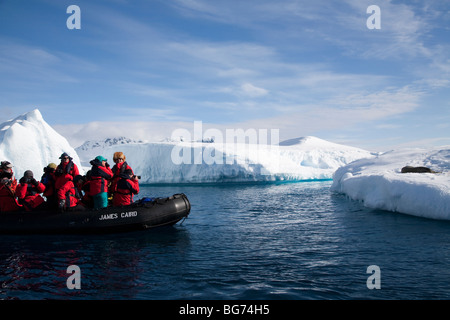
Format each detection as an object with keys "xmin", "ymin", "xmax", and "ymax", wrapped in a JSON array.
[{"xmin": 0, "ymin": 0, "xmax": 449, "ymax": 151}]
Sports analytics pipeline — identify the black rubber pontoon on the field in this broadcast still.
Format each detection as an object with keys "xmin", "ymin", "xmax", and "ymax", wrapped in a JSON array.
[{"xmin": 0, "ymin": 193, "xmax": 191, "ymax": 234}]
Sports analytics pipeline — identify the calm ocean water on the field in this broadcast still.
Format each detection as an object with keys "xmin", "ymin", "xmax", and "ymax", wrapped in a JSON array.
[{"xmin": 1, "ymin": 181, "xmax": 450, "ymax": 300}]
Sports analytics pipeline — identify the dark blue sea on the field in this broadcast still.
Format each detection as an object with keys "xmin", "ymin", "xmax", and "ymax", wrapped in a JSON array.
[{"xmin": 1, "ymin": 181, "xmax": 450, "ymax": 300}]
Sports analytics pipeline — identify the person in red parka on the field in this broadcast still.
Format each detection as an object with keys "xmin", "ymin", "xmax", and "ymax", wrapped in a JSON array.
[
  {"xmin": 0, "ymin": 161, "xmax": 22, "ymax": 212},
  {"xmin": 56, "ymin": 153, "xmax": 80, "ymax": 179},
  {"xmin": 16, "ymin": 170, "xmax": 46, "ymax": 211},
  {"xmin": 0, "ymin": 177, "xmax": 22, "ymax": 212},
  {"xmin": 110, "ymin": 152, "xmax": 134, "ymax": 196},
  {"xmin": 0, "ymin": 161, "xmax": 17, "ymax": 192},
  {"xmin": 112, "ymin": 169, "xmax": 139, "ymax": 207},
  {"xmin": 89, "ymin": 156, "xmax": 113, "ymax": 209},
  {"xmin": 55, "ymin": 173, "xmax": 84, "ymax": 212}
]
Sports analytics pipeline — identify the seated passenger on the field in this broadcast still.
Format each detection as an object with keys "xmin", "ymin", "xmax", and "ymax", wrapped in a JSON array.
[
  {"xmin": 56, "ymin": 152, "xmax": 80, "ymax": 179},
  {"xmin": 55, "ymin": 173, "xmax": 85, "ymax": 212},
  {"xmin": 90, "ymin": 156, "xmax": 113, "ymax": 209},
  {"xmin": 79, "ymin": 171, "xmax": 93, "ymax": 208},
  {"xmin": 16, "ymin": 170, "xmax": 46, "ymax": 211},
  {"xmin": 41, "ymin": 163, "xmax": 58, "ymax": 210},
  {"xmin": 110, "ymin": 152, "xmax": 134, "ymax": 195},
  {"xmin": 0, "ymin": 176, "xmax": 22, "ymax": 212},
  {"xmin": 0, "ymin": 161, "xmax": 17, "ymax": 192},
  {"xmin": 113, "ymin": 169, "xmax": 139, "ymax": 207}
]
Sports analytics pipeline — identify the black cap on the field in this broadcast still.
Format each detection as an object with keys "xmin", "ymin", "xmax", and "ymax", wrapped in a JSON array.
[
  {"xmin": 24, "ymin": 170, "xmax": 33, "ymax": 178},
  {"xmin": 59, "ymin": 152, "xmax": 70, "ymax": 159}
]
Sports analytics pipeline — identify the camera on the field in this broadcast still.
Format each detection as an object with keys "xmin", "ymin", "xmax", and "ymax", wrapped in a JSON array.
[{"xmin": 44, "ymin": 166, "xmax": 55, "ymax": 174}]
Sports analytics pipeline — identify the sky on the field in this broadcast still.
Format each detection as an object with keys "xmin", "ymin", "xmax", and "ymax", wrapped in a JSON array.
[{"xmin": 0, "ymin": 0, "xmax": 449, "ymax": 151}]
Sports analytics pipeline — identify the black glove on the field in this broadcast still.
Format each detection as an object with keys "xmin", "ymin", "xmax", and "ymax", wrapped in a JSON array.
[
  {"xmin": 31, "ymin": 178, "xmax": 39, "ymax": 186},
  {"xmin": 58, "ymin": 199, "xmax": 66, "ymax": 212}
]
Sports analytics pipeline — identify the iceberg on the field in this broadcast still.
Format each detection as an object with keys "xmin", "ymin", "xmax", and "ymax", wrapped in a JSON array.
[
  {"xmin": 0, "ymin": 109, "xmax": 371, "ymax": 184},
  {"xmin": 331, "ymin": 147, "xmax": 450, "ymax": 220},
  {"xmin": 0, "ymin": 109, "xmax": 83, "ymax": 178},
  {"xmin": 3, "ymin": 109, "xmax": 449, "ymax": 221},
  {"xmin": 76, "ymin": 136, "xmax": 373, "ymax": 183}
]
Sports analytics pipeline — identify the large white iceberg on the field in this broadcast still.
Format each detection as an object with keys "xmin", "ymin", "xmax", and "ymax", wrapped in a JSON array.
[
  {"xmin": 331, "ymin": 147, "xmax": 450, "ymax": 220},
  {"xmin": 76, "ymin": 136, "xmax": 372, "ymax": 183},
  {"xmin": 0, "ymin": 109, "xmax": 372, "ymax": 183},
  {"xmin": 0, "ymin": 109, "xmax": 82, "ymax": 178},
  {"xmin": 2, "ymin": 109, "xmax": 449, "ymax": 221}
]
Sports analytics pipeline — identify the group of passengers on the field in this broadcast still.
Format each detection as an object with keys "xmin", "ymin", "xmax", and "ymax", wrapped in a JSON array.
[{"xmin": 0, "ymin": 152, "xmax": 139, "ymax": 213}]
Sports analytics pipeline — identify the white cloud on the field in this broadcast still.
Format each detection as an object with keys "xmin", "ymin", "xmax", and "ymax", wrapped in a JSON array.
[
  {"xmin": 2, "ymin": 0, "xmax": 448, "ymax": 151},
  {"xmin": 240, "ymin": 83, "xmax": 268, "ymax": 97}
]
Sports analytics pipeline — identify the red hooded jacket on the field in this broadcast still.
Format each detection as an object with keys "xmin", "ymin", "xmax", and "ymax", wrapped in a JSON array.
[
  {"xmin": 16, "ymin": 181, "xmax": 46, "ymax": 210},
  {"xmin": 110, "ymin": 161, "xmax": 134, "ymax": 193},
  {"xmin": 112, "ymin": 174, "xmax": 139, "ymax": 207},
  {"xmin": 89, "ymin": 159, "xmax": 113, "ymax": 196},
  {"xmin": 55, "ymin": 174, "xmax": 80, "ymax": 208},
  {"xmin": 0, "ymin": 180, "xmax": 22, "ymax": 212}
]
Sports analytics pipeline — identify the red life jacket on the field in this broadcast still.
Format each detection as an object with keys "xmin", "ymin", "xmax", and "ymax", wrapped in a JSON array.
[
  {"xmin": 0, "ymin": 182, "xmax": 22, "ymax": 212},
  {"xmin": 15, "ymin": 181, "xmax": 46, "ymax": 210},
  {"xmin": 89, "ymin": 164, "xmax": 113, "ymax": 196},
  {"xmin": 112, "ymin": 176, "xmax": 139, "ymax": 206},
  {"xmin": 57, "ymin": 160, "xmax": 80, "ymax": 177},
  {"xmin": 110, "ymin": 162, "xmax": 134, "ymax": 194},
  {"xmin": 56, "ymin": 174, "xmax": 79, "ymax": 208},
  {"xmin": 55, "ymin": 161, "xmax": 80, "ymax": 194}
]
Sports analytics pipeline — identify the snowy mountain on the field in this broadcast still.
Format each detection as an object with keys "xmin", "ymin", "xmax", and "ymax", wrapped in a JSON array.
[
  {"xmin": 0, "ymin": 109, "xmax": 82, "ymax": 178},
  {"xmin": 77, "ymin": 137, "xmax": 144, "ymax": 152},
  {"xmin": 76, "ymin": 137, "xmax": 144, "ymax": 168}
]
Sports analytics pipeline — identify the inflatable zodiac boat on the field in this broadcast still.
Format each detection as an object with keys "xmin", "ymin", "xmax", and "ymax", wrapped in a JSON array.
[{"xmin": 0, "ymin": 194, "xmax": 191, "ymax": 234}]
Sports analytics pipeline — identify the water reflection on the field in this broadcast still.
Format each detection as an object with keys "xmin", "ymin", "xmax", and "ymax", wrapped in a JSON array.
[
  {"xmin": 0, "ymin": 226, "xmax": 191, "ymax": 299},
  {"xmin": 3, "ymin": 182, "xmax": 450, "ymax": 300}
]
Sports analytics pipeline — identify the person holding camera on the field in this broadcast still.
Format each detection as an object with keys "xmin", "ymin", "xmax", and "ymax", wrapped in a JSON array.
[
  {"xmin": 0, "ymin": 161, "xmax": 22, "ymax": 212},
  {"xmin": 112, "ymin": 169, "xmax": 139, "ymax": 207},
  {"xmin": 16, "ymin": 170, "xmax": 46, "ymax": 211},
  {"xmin": 89, "ymin": 156, "xmax": 113, "ymax": 209},
  {"xmin": 0, "ymin": 161, "xmax": 17, "ymax": 192}
]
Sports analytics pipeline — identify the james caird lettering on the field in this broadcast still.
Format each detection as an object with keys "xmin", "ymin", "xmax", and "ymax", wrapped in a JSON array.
[{"xmin": 99, "ymin": 211, "xmax": 138, "ymax": 221}]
